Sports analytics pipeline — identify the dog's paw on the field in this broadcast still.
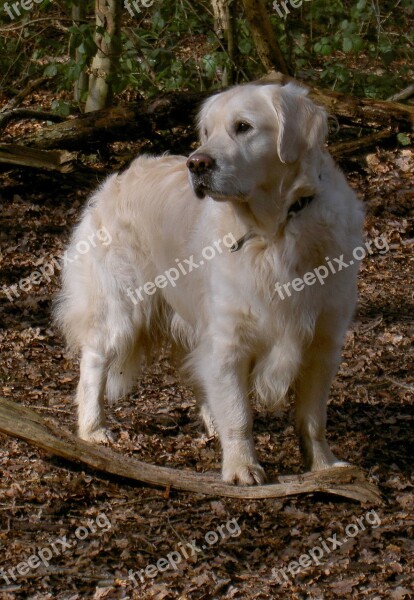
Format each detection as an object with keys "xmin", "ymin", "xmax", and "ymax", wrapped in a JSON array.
[
  {"xmin": 79, "ymin": 427, "xmax": 116, "ymax": 444},
  {"xmin": 223, "ymin": 461, "xmax": 266, "ymax": 486},
  {"xmin": 310, "ymin": 458, "xmax": 352, "ymax": 471}
]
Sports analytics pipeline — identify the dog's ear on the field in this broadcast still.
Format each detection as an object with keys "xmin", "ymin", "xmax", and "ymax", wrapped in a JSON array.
[
  {"xmin": 197, "ymin": 94, "xmax": 219, "ymax": 142},
  {"xmin": 270, "ymin": 83, "xmax": 328, "ymax": 164}
]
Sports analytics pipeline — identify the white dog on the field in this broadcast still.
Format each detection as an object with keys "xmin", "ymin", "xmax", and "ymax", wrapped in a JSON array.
[{"xmin": 55, "ymin": 82, "xmax": 364, "ymax": 485}]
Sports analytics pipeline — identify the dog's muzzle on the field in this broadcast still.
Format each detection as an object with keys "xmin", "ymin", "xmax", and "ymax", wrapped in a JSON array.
[{"xmin": 187, "ymin": 153, "xmax": 216, "ymax": 199}]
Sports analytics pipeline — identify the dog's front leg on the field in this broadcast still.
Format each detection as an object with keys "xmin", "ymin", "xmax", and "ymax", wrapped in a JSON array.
[{"xmin": 198, "ymin": 345, "xmax": 265, "ymax": 485}]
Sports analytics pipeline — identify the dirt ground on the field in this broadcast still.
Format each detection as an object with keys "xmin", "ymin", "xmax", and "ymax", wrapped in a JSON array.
[{"xmin": 0, "ymin": 140, "xmax": 413, "ymax": 599}]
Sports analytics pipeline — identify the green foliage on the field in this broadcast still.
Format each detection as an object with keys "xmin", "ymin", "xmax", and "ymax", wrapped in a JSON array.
[
  {"xmin": 0, "ymin": 0, "xmax": 412, "ymax": 107},
  {"xmin": 51, "ymin": 99, "xmax": 72, "ymax": 117},
  {"xmin": 397, "ymin": 133, "xmax": 412, "ymax": 146},
  {"xmin": 282, "ymin": 0, "xmax": 413, "ymax": 97}
]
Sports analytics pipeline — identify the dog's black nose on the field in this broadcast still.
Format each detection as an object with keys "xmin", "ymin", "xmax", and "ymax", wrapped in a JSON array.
[{"xmin": 187, "ymin": 153, "xmax": 215, "ymax": 174}]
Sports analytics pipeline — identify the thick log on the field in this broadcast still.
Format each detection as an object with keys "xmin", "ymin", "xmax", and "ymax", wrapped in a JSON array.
[
  {"xmin": 16, "ymin": 92, "xmax": 205, "ymax": 150},
  {"xmin": 0, "ymin": 398, "xmax": 382, "ymax": 504},
  {"xmin": 15, "ymin": 80, "xmax": 414, "ymax": 152},
  {"xmin": 261, "ymin": 72, "xmax": 414, "ymax": 130},
  {"xmin": 0, "ymin": 144, "xmax": 77, "ymax": 172},
  {"xmin": 329, "ymin": 130, "xmax": 397, "ymax": 160}
]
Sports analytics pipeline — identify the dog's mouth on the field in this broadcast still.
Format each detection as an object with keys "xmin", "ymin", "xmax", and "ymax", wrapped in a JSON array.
[
  {"xmin": 195, "ymin": 184, "xmax": 208, "ymax": 199},
  {"xmin": 194, "ymin": 184, "xmax": 245, "ymax": 202},
  {"xmin": 190, "ymin": 170, "xmax": 247, "ymax": 202}
]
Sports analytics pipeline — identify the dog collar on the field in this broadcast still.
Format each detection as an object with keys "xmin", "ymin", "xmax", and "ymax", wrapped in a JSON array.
[
  {"xmin": 230, "ymin": 231, "xmax": 257, "ymax": 252},
  {"xmin": 287, "ymin": 194, "xmax": 315, "ymax": 217},
  {"xmin": 231, "ymin": 194, "xmax": 316, "ymax": 253}
]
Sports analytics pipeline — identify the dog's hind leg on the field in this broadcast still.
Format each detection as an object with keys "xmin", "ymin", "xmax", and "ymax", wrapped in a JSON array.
[
  {"xmin": 76, "ymin": 346, "xmax": 114, "ymax": 444},
  {"xmin": 295, "ymin": 326, "xmax": 350, "ymax": 472}
]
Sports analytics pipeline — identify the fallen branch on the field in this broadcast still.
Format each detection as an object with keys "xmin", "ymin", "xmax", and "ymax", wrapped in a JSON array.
[
  {"xmin": 0, "ymin": 76, "xmax": 50, "ymax": 113},
  {"xmin": 0, "ymin": 109, "xmax": 65, "ymax": 131},
  {"xmin": 0, "ymin": 398, "xmax": 382, "ymax": 504},
  {"xmin": 14, "ymin": 78, "xmax": 414, "ymax": 152}
]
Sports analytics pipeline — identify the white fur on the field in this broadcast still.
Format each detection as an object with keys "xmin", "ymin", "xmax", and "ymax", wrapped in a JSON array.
[{"xmin": 55, "ymin": 83, "xmax": 364, "ymax": 485}]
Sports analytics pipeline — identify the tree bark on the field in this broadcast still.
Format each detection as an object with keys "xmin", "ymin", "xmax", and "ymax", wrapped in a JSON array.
[
  {"xmin": 211, "ymin": 0, "xmax": 239, "ymax": 85},
  {"xmin": 242, "ymin": 0, "xmax": 291, "ymax": 75},
  {"xmin": 85, "ymin": 0, "xmax": 122, "ymax": 112},
  {"xmin": 0, "ymin": 398, "xmax": 382, "ymax": 504}
]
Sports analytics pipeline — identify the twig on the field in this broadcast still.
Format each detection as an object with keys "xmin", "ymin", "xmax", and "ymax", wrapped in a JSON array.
[
  {"xmin": 386, "ymin": 377, "xmax": 414, "ymax": 392},
  {"xmin": 35, "ymin": 406, "xmax": 73, "ymax": 415},
  {"xmin": 387, "ymin": 84, "xmax": 414, "ymax": 103},
  {"xmin": 0, "ymin": 16, "xmax": 84, "ymax": 33}
]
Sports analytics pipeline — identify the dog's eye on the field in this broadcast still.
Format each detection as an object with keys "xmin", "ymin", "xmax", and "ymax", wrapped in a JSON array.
[
  {"xmin": 203, "ymin": 128, "xmax": 208, "ymax": 138},
  {"xmin": 235, "ymin": 121, "xmax": 252, "ymax": 134}
]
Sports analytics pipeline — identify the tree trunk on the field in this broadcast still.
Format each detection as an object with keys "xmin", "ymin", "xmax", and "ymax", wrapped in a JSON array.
[
  {"xmin": 227, "ymin": 0, "xmax": 239, "ymax": 83},
  {"xmin": 242, "ymin": 0, "xmax": 291, "ymax": 75},
  {"xmin": 72, "ymin": 1, "xmax": 89, "ymax": 104},
  {"xmin": 211, "ymin": 0, "xmax": 238, "ymax": 85},
  {"xmin": 85, "ymin": 0, "xmax": 122, "ymax": 113}
]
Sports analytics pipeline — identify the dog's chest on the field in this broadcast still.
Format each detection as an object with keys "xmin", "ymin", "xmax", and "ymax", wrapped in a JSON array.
[{"xmin": 214, "ymin": 247, "xmax": 318, "ymax": 348}]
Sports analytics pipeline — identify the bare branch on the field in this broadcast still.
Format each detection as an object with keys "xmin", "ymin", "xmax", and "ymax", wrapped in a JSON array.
[{"xmin": 0, "ymin": 398, "xmax": 382, "ymax": 504}]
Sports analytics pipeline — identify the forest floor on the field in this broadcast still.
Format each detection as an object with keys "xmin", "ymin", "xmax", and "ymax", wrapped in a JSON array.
[{"xmin": 0, "ymin": 98, "xmax": 413, "ymax": 600}]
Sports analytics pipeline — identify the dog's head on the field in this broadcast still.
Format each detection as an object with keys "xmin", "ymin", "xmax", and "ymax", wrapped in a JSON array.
[{"xmin": 187, "ymin": 83, "xmax": 328, "ymax": 203}]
